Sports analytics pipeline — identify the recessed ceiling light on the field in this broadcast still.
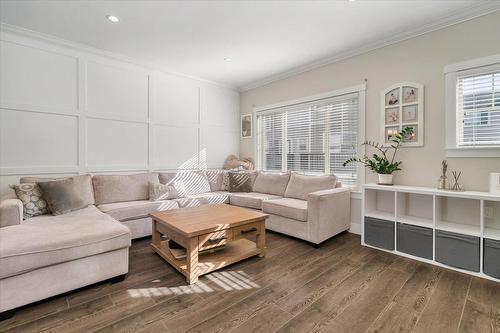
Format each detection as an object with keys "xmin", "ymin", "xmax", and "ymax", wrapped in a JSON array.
[
  {"xmin": 224, "ymin": 58, "xmax": 232, "ymax": 62},
  {"xmin": 106, "ymin": 15, "xmax": 120, "ymax": 23}
]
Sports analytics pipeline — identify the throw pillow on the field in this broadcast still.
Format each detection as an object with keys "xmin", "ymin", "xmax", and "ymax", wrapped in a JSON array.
[
  {"xmin": 149, "ymin": 182, "xmax": 179, "ymax": 201},
  {"xmin": 228, "ymin": 171, "xmax": 257, "ymax": 193},
  {"xmin": 37, "ymin": 178, "xmax": 87, "ymax": 215},
  {"xmin": 10, "ymin": 183, "xmax": 49, "ymax": 219}
]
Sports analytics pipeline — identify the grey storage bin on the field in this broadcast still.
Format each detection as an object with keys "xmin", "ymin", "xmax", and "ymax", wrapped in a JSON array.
[
  {"xmin": 435, "ymin": 230, "xmax": 480, "ymax": 272},
  {"xmin": 397, "ymin": 223, "xmax": 433, "ymax": 260},
  {"xmin": 364, "ymin": 217, "xmax": 394, "ymax": 250},
  {"xmin": 484, "ymin": 238, "xmax": 500, "ymax": 279}
]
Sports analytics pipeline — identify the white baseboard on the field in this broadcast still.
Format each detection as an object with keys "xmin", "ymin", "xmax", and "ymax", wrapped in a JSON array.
[{"xmin": 349, "ymin": 222, "xmax": 361, "ymax": 235}]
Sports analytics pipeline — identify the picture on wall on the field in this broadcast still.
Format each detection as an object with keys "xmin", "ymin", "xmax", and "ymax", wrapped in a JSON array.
[
  {"xmin": 385, "ymin": 88, "xmax": 399, "ymax": 106},
  {"xmin": 403, "ymin": 86, "xmax": 418, "ymax": 103},
  {"xmin": 241, "ymin": 114, "xmax": 252, "ymax": 138},
  {"xmin": 403, "ymin": 105, "xmax": 418, "ymax": 122},
  {"xmin": 381, "ymin": 82, "xmax": 424, "ymax": 147},
  {"xmin": 385, "ymin": 107, "xmax": 399, "ymax": 124}
]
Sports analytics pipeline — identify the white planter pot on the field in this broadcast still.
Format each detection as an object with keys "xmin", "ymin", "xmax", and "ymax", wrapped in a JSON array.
[{"xmin": 378, "ymin": 174, "xmax": 393, "ymax": 185}]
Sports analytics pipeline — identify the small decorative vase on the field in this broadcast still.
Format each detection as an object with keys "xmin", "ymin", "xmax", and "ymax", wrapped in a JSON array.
[
  {"xmin": 378, "ymin": 174, "xmax": 393, "ymax": 185},
  {"xmin": 438, "ymin": 176, "xmax": 448, "ymax": 190}
]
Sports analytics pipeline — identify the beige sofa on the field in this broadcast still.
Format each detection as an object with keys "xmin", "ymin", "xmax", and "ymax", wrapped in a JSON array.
[{"xmin": 0, "ymin": 169, "xmax": 350, "ymax": 316}]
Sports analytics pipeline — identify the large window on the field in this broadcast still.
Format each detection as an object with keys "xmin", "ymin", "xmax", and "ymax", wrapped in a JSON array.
[{"xmin": 256, "ymin": 92, "xmax": 360, "ymax": 187}]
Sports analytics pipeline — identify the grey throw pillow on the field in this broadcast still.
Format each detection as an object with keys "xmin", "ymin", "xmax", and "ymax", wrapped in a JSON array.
[
  {"xmin": 149, "ymin": 182, "xmax": 179, "ymax": 201},
  {"xmin": 10, "ymin": 183, "xmax": 49, "ymax": 219},
  {"xmin": 228, "ymin": 171, "xmax": 257, "ymax": 193},
  {"xmin": 37, "ymin": 178, "xmax": 87, "ymax": 215}
]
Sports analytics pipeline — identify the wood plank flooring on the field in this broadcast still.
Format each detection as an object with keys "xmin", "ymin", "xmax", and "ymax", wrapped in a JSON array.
[{"xmin": 1, "ymin": 231, "xmax": 499, "ymax": 333}]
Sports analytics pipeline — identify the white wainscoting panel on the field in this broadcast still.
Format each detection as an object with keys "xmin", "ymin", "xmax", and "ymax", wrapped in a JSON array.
[
  {"xmin": 152, "ymin": 125, "xmax": 199, "ymax": 169},
  {"xmin": 0, "ymin": 29, "xmax": 240, "ymax": 196},
  {"xmin": 200, "ymin": 127, "xmax": 239, "ymax": 168},
  {"xmin": 200, "ymin": 84, "xmax": 239, "ymax": 128},
  {"xmin": 0, "ymin": 109, "xmax": 78, "ymax": 168},
  {"xmin": 154, "ymin": 73, "xmax": 199, "ymax": 125},
  {"xmin": 86, "ymin": 61, "xmax": 149, "ymax": 121},
  {"xmin": 86, "ymin": 118, "xmax": 149, "ymax": 169},
  {"xmin": 0, "ymin": 41, "xmax": 78, "ymax": 113}
]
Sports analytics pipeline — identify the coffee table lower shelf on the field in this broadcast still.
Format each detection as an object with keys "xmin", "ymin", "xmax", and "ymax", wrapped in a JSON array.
[{"xmin": 151, "ymin": 238, "xmax": 262, "ymax": 283}]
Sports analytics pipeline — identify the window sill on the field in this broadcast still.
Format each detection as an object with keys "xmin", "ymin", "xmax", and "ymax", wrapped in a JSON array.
[{"xmin": 445, "ymin": 146, "xmax": 500, "ymax": 158}]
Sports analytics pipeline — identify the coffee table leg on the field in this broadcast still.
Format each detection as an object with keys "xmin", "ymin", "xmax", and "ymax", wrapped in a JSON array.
[
  {"xmin": 152, "ymin": 219, "xmax": 161, "ymax": 247},
  {"xmin": 186, "ymin": 237, "xmax": 199, "ymax": 284},
  {"xmin": 257, "ymin": 221, "xmax": 266, "ymax": 257}
]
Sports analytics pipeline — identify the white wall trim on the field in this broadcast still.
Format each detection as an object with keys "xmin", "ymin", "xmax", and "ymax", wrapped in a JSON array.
[
  {"xmin": 239, "ymin": 2, "xmax": 500, "ymax": 92},
  {"xmin": 444, "ymin": 53, "xmax": 500, "ymax": 73},
  {"xmin": 0, "ymin": 23, "xmax": 238, "ymax": 92}
]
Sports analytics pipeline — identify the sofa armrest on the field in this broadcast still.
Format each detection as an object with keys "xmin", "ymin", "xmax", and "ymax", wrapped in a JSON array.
[
  {"xmin": 307, "ymin": 188, "xmax": 351, "ymax": 244},
  {"xmin": 0, "ymin": 197, "xmax": 23, "ymax": 228}
]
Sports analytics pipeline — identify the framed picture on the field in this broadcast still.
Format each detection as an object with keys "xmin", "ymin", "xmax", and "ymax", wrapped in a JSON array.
[
  {"xmin": 381, "ymin": 82, "xmax": 424, "ymax": 147},
  {"xmin": 385, "ymin": 107, "xmax": 399, "ymax": 125},
  {"xmin": 241, "ymin": 114, "xmax": 252, "ymax": 138},
  {"xmin": 385, "ymin": 88, "xmax": 399, "ymax": 106},
  {"xmin": 402, "ymin": 105, "xmax": 418, "ymax": 122},
  {"xmin": 403, "ymin": 86, "xmax": 418, "ymax": 103}
]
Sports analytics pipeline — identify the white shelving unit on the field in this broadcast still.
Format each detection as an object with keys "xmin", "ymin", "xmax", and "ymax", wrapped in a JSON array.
[{"xmin": 362, "ymin": 183, "xmax": 500, "ymax": 283}]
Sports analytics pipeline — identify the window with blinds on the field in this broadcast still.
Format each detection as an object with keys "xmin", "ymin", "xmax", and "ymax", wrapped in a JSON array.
[
  {"xmin": 256, "ymin": 93, "xmax": 359, "ymax": 187},
  {"xmin": 457, "ymin": 70, "xmax": 500, "ymax": 147}
]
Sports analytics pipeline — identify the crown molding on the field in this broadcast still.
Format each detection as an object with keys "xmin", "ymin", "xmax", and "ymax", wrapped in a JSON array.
[
  {"xmin": 0, "ymin": 22, "xmax": 238, "ymax": 92},
  {"xmin": 239, "ymin": 2, "xmax": 500, "ymax": 92}
]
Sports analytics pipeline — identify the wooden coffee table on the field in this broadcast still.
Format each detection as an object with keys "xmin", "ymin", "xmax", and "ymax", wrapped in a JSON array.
[{"xmin": 149, "ymin": 204, "xmax": 268, "ymax": 284}]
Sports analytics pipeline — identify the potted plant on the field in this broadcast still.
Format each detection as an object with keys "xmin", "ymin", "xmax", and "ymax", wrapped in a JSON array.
[{"xmin": 343, "ymin": 126, "xmax": 413, "ymax": 185}]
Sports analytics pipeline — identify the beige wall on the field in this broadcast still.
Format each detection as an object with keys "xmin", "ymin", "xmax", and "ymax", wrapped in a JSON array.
[{"xmin": 240, "ymin": 11, "xmax": 500, "ymax": 191}]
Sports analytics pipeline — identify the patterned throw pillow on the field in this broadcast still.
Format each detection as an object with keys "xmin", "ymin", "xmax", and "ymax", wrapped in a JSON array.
[
  {"xmin": 10, "ymin": 183, "xmax": 49, "ymax": 219},
  {"xmin": 149, "ymin": 182, "xmax": 180, "ymax": 201}
]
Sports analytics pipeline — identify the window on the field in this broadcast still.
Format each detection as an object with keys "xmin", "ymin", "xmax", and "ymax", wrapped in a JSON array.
[
  {"xmin": 256, "ymin": 90, "xmax": 361, "ymax": 187},
  {"xmin": 457, "ymin": 71, "xmax": 500, "ymax": 146},
  {"xmin": 445, "ymin": 55, "xmax": 500, "ymax": 157}
]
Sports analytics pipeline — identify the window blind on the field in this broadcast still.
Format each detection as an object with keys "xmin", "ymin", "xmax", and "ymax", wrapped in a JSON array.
[
  {"xmin": 457, "ymin": 70, "xmax": 500, "ymax": 147},
  {"xmin": 257, "ymin": 94, "xmax": 359, "ymax": 187}
]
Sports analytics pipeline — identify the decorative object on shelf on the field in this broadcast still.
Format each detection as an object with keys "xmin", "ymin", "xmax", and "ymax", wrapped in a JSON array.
[
  {"xmin": 381, "ymin": 82, "xmax": 424, "ymax": 147},
  {"xmin": 437, "ymin": 160, "xmax": 448, "ymax": 190},
  {"xmin": 343, "ymin": 126, "xmax": 414, "ymax": 185},
  {"xmin": 450, "ymin": 170, "xmax": 465, "ymax": 191},
  {"xmin": 241, "ymin": 114, "xmax": 252, "ymax": 138},
  {"xmin": 223, "ymin": 155, "xmax": 254, "ymax": 170},
  {"xmin": 490, "ymin": 173, "xmax": 500, "ymax": 194}
]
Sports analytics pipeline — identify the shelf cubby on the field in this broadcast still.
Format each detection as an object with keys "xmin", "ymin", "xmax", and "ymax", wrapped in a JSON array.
[
  {"xmin": 364, "ymin": 188, "xmax": 395, "ymax": 220},
  {"xmin": 435, "ymin": 196, "xmax": 481, "ymax": 236},
  {"xmin": 484, "ymin": 200, "xmax": 500, "ymax": 241},
  {"xmin": 396, "ymin": 192, "xmax": 433, "ymax": 228}
]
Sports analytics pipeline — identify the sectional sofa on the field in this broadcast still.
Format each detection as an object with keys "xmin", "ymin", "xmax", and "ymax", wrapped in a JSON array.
[{"xmin": 0, "ymin": 170, "xmax": 350, "ymax": 316}]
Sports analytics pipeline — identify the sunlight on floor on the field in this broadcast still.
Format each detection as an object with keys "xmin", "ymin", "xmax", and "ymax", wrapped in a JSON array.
[{"xmin": 127, "ymin": 270, "xmax": 260, "ymax": 298}]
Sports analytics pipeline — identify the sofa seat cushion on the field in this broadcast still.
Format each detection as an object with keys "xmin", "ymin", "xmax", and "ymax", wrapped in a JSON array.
[
  {"xmin": 0, "ymin": 206, "xmax": 131, "ymax": 279},
  {"xmin": 229, "ymin": 192, "xmax": 281, "ymax": 209},
  {"xmin": 262, "ymin": 198, "xmax": 308, "ymax": 222},
  {"xmin": 98, "ymin": 200, "xmax": 179, "ymax": 221}
]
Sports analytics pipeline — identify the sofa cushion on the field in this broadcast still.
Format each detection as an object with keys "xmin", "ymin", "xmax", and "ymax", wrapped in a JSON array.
[
  {"xmin": 253, "ymin": 172, "xmax": 290, "ymax": 196},
  {"xmin": 37, "ymin": 178, "xmax": 88, "ymax": 215},
  {"xmin": 228, "ymin": 171, "xmax": 258, "ymax": 193},
  {"xmin": 92, "ymin": 173, "xmax": 159, "ymax": 205},
  {"xmin": 229, "ymin": 192, "xmax": 281, "ymax": 209},
  {"xmin": 98, "ymin": 200, "xmax": 179, "ymax": 221},
  {"xmin": 158, "ymin": 170, "xmax": 211, "ymax": 196},
  {"xmin": 284, "ymin": 172, "xmax": 337, "ymax": 200},
  {"xmin": 0, "ymin": 206, "xmax": 131, "ymax": 279},
  {"xmin": 149, "ymin": 182, "xmax": 179, "ymax": 201},
  {"xmin": 262, "ymin": 198, "xmax": 308, "ymax": 222},
  {"xmin": 21, "ymin": 174, "xmax": 95, "ymax": 206},
  {"xmin": 175, "ymin": 197, "xmax": 211, "ymax": 208},
  {"xmin": 9, "ymin": 183, "xmax": 49, "ymax": 219},
  {"xmin": 205, "ymin": 169, "xmax": 230, "ymax": 192},
  {"xmin": 174, "ymin": 191, "xmax": 230, "ymax": 208}
]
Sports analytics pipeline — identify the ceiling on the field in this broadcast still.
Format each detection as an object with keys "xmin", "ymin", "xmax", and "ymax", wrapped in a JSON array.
[{"xmin": 1, "ymin": 1, "xmax": 499, "ymax": 90}]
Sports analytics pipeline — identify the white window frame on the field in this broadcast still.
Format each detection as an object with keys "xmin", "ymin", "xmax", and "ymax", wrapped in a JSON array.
[
  {"xmin": 445, "ymin": 54, "xmax": 500, "ymax": 158},
  {"xmin": 253, "ymin": 84, "xmax": 366, "ymax": 188}
]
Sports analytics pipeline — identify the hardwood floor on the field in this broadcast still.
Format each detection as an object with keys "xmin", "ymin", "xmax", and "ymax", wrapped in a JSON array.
[{"xmin": 1, "ymin": 231, "xmax": 499, "ymax": 333}]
